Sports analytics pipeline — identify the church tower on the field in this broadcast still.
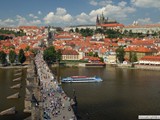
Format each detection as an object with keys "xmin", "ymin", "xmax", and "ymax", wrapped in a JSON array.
[
  {"xmin": 47, "ymin": 26, "xmax": 54, "ymax": 47},
  {"xmin": 96, "ymin": 15, "xmax": 100, "ymax": 25}
]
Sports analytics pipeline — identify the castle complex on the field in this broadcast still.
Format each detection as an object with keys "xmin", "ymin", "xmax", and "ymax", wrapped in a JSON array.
[
  {"xmin": 96, "ymin": 13, "xmax": 117, "ymax": 25},
  {"xmin": 96, "ymin": 13, "xmax": 124, "ymax": 29}
]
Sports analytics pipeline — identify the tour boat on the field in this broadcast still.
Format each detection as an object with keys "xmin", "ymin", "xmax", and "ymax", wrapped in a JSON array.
[{"xmin": 61, "ymin": 76, "xmax": 103, "ymax": 83}]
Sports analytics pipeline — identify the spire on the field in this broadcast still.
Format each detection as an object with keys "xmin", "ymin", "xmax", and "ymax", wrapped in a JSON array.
[
  {"xmin": 102, "ymin": 12, "xmax": 105, "ymax": 21},
  {"xmin": 99, "ymin": 12, "xmax": 105, "ymax": 24},
  {"xmin": 96, "ymin": 15, "xmax": 99, "ymax": 25}
]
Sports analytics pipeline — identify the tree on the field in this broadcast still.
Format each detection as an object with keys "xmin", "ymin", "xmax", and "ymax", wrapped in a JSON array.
[
  {"xmin": 18, "ymin": 49, "xmax": 26, "ymax": 64},
  {"xmin": 129, "ymin": 52, "xmax": 138, "ymax": 63},
  {"xmin": 88, "ymin": 52, "xmax": 94, "ymax": 56},
  {"xmin": 75, "ymin": 27, "xmax": 79, "ymax": 33},
  {"xmin": 116, "ymin": 46, "xmax": 125, "ymax": 63},
  {"xmin": 25, "ymin": 46, "xmax": 30, "ymax": 51},
  {"xmin": 0, "ymin": 51, "xmax": 6, "ymax": 65},
  {"xmin": 43, "ymin": 46, "xmax": 57, "ymax": 65},
  {"xmin": 131, "ymin": 52, "xmax": 137, "ymax": 63},
  {"xmin": 93, "ymin": 52, "xmax": 99, "ymax": 57},
  {"xmin": 9, "ymin": 50, "xmax": 16, "ymax": 65},
  {"xmin": 69, "ymin": 29, "xmax": 74, "ymax": 33},
  {"xmin": 99, "ymin": 57, "xmax": 104, "ymax": 62}
]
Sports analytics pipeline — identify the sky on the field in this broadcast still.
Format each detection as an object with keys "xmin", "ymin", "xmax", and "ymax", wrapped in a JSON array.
[{"xmin": 0, "ymin": 0, "xmax": 160, "ymax": 27}]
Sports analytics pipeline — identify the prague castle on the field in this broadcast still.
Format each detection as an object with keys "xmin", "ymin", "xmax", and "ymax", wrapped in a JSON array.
[{"xmin": 96, "ymin": 13, "xmax": 124, "ymax": 29}]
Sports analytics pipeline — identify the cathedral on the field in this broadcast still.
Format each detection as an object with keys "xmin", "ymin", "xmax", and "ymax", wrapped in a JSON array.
[{"xmin": 96, "ymin": 13, "xmax": 124, "ymax": 29}]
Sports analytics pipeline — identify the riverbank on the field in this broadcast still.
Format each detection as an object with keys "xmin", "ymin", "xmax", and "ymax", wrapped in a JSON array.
[
  {"xmin": 117, "ymin": 63, "xmax": 160, "ymax": 71},
  {"xmin": 0, "ymin": 65, "xmax": 29, "ymax": 69},
  {"xmin": 52, "ymin": 62, "xmax": 160, "ymax": 71}
]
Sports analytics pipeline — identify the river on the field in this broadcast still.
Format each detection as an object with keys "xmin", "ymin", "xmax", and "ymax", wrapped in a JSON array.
[
  {"xmin": 0, "ymin": 68, "xmax": 30, "ymax": 120},
  {"xmin": 59, "ymin": 66, "xmax": 160, "ymax": 120},
  {"xmin": 0, "ymin": 66, "xmax": 160, "ymax": 120}
]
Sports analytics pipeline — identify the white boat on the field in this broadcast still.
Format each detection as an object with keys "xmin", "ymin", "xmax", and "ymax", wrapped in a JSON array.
[{"xmin": 61, "ymin": 76, "xmax": 103, "ymax": 83}]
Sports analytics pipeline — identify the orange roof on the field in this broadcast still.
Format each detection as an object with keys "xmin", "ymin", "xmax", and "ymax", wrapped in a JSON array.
[
  {"xmin": 100, "ymin": 47, "xmax": 107, "ymax": 54},
  {"xmin": 125, "ymin": 46, "xmax": 153, "ymax": 53},
  {"xmin": 111, "ymin": 43, "xmax": 118, "ymax": 47},
  {"xmin": 141, "ymin": 55, "xmax": 160, "ymax": 61},
  {"xmin": 55, "ymin": 35, "xmax": 73, "ymax": 39},
  {"xmin": 19, "ymin": 26, "xmax": 39, "ymax": 29},
  {"xmin": 62, "ymin": 49, "xmax": 79, "ymax": 55},
  {"xmin": 100, "ymin": 23, "xmax": 124, "ymax": 27},
  {"xmin": 18, "ymin": 43, "xmax": 28, "ymax": 49}
]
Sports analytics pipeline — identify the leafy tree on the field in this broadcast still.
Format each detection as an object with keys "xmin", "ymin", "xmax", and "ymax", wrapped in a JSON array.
[
  {"xmin": 88, "ymin": 52, "xmax": 94, "ymax": 56},
  {"xmin": 75, "ymin": 28, "xmax": 79, "ymax": 33},
  {"xmin": 95, "ymin": 28, "xmax": 104, "ymax": 34},
  {"xmin": 93, "ymin": 52, "xmax": 99, "ymax": 57},
  {"xmin": 99, "ymin": 57, "xmax": 104, "ymax": 62},
  {"xmin": 116, "ymin": 46, "xmax": 125, "ymax": 63},
  {"xmin": 0, "ymin": 51, "xmax": 7, "ymax": 64},
  {"xmin": 69, "ymin": 29, "xmax": 74, "ymax": 33},
  {"xmin": 88, "ymin": 52, "xmax": 99, "ymax": 57},
  {"xmin": 43, "ymin": 46, "xmax": 57, "ymax": 65},
  {"xmin": 0, "ymin": 28, "xmax": 26, "ymax": 37},
  {"xmin": 9, "ymin": 46, "xmax": 15, "ymax": 49},
  {"xmin": 18, "ymin": 49, "xmax": 26, "ymax": 64},
  {"xmin": 129, "ymin": 52, "xmax": 138, "ymax": 63},
  {"xmin": 31, "ymin": 49, "xmax": 38, "ymax": 56},
  {"xmin": 80, "ymin": 28, "xmax": 94, "ymax": 37},
  {"xmin": 131, "ymin": 52, "xmax": 137, "ymax": 62},
  {"xmin": 9, "ymin": 50, "xmax": 16, "ymax": 65},
  {"xmin": 25, "ymin": 46, "xmax": 30, "ymax": 51}
]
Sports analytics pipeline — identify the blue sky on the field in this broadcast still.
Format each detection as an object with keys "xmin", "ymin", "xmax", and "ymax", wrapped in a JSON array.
[{"xmin": 0, "ymin": 0, "xmax": 160, "ymax": 27}]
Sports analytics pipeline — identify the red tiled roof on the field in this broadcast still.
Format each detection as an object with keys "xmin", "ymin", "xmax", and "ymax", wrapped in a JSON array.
[
  {"xmin": 140, "ymin": 55, "xmax": 160, "ymax": 61},
  {"xmin": 125, "ymin": 46, "xmax": 155, "ymax": 53},
  {"xmin": 18, "ymin": 43, "xmax": 28, "ymax": 49},
  {"xmin": 100, "ymin": 23, "xmax": 124, "ymax": 27},
  {"xmin": 62, "ymin": 49, "xmax": 79, "ymax": 55},
  {"xmin": 19, "ymin": 26, "xmax": 39, "ymax": 29}
]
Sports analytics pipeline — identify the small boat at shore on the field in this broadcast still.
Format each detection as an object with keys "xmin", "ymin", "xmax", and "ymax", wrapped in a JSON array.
[{"xmin": 62, "ymin": 76, "xmax": 102, "ymax": 83}]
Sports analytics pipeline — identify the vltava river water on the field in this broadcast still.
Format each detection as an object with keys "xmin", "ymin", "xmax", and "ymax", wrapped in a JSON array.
[
  {"xmin": 0, "ymin": 68, "xmax": 30, "ymax": 120},
  {"xmin": 59, "ymin": 66, "xmax": 160, "ymax": 120},
  {"xmin": 0, "ymin": 66, "xmax": 160, "ymax": 120}
]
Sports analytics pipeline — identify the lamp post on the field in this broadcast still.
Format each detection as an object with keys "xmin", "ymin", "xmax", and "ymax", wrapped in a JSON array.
[{"xmin": 57, "ymin": 59, "xmax": 61, "ymax": 85}]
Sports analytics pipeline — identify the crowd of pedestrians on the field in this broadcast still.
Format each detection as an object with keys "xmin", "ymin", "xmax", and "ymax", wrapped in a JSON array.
[{"xmin": 34, "ymin": 52, "xmax": 76, "ymax": 120}]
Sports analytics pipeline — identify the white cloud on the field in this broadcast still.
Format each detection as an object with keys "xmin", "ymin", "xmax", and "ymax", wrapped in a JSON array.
[
  {"xmin": 43, "ymin": 8, "xmax": 73, "ymax": 25},
  {"xmin": 43, "ymin": 12, "xmax": 55, "ymax": 24},
  {"xmin": 90, "ymin": 1, "xmax": 98, "ymax": 6},
  {"xmin": 30, "ymin": 20, "xmax": 41, "ymax": 25},
  {"xmin": 76, "ymin": 13, "xmax": 90, "ymax": 24},
  {"xmin": 131, "ymin": 0, "xmax": 160, "ymax": 8},
  {"xmin": 118, "ymin": 1, "xmax": 127, "ymax": 7},
  {"xmin": 89, "ymin": 3, "xmax": 136, "ymax": 21},
  {"xmin": 29, "ymin": 14, "xmax": 38, "ymax": 19},
  {"xmin": 38, "ymin": 11, "xmax": 42, "ymax": 15},
  {"xmin": 89, "ymin": 0, "xmax": 113, "ymax": 6},
  {"xmin": 137, "ymin": 18, "xmax": 152, "ymax": 24},
  {"xmin": 16, "ymin": 15, "xmax": 28, "ymax": 26},
  {"xmin": 16, "ymin": 15, "xmax": 41, "ymax": 26},
  {"xmin": 56, "ymin": 8, "xmax": 67, "ymax": 15},
  {"xmin": 63, "ymin": 14, "xmax": 73, "ymax": 22},
  {"xmin": 0, "ymin": 18, "xmax": 15, "ymax": 27}
]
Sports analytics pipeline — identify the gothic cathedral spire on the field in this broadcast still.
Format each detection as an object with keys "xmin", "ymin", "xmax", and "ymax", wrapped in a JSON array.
[{"xmin": 96, "ymin": 15, "xmax": 100, "ymax": 25}]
